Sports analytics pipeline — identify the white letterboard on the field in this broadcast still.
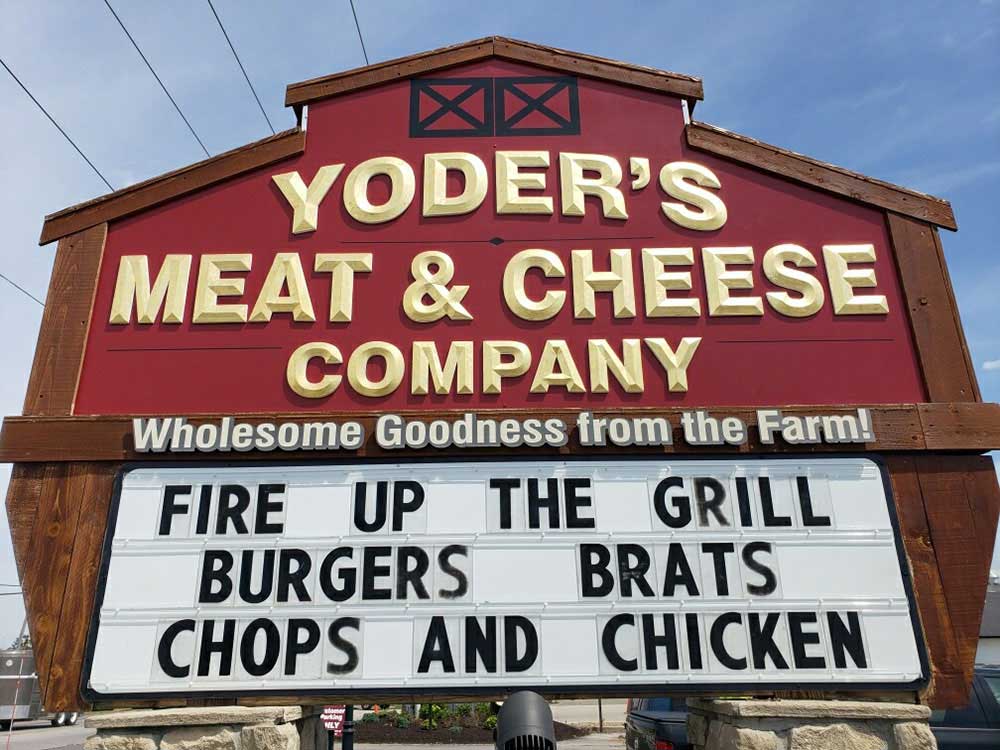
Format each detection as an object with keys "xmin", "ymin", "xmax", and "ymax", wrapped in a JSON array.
[{"xmin": 84, "ymin": 457, "xmax": 925, "ymax": 698}]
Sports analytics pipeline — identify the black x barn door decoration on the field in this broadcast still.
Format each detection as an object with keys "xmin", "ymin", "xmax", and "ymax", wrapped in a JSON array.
[
  {"xmin": 409, "ymin": 78, "xmax": 493, "ymax": 137},
  {"xmin": 410, "ymin": 76, "xmax": 581, "ymax": 137},
  {"xmin": 495, "ymin": 76, "xmax": 580, "ymax": 136}
]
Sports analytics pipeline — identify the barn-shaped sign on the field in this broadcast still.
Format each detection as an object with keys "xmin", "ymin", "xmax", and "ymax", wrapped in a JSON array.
[{"xmin": 2, "ymin": 37, "xmax": 999, "ymax": 711}]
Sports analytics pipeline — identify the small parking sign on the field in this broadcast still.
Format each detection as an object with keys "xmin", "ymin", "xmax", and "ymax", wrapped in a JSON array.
[{"xmin": 322, "ymin": 706, "xmax": 346, "ymax": 736}]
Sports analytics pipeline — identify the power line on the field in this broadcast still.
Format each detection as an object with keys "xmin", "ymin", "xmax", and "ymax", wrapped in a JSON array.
[
  {"xmin": 0, "ymin": 56, "xmax": 114, "ymax": 192},
  {"xmin": 206, "ymin": 0, "xmax": 274, "ymax": 134},
  {"xmin": 348, "ymin": 0, "xmax": 370, "ymax": 66},
  {"xmin": 103, "ymin": 0, "xmax": 211, "ymax": 158},
  {"xmin": 0, "ymin": 273, "xmax": 45, "ymax": 308}
]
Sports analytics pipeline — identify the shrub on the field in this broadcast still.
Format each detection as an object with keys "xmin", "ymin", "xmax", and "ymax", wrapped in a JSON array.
[
  {"xmin": 472, "ymin": 702, "xmax": 493, "ymax": 724},
  {"xmin": 419, "ymin": 703, "xmax": 445, "ymax": 730},
  {"xmin": 394, "ymin": 713, "xmax": 412, "ymax": 729},
  {"xmin": 484, "ymin": 715, "xmax": 498, "ymax": 730}
]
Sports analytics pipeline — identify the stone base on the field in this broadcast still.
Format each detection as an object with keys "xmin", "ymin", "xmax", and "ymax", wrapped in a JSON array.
[
  {"xmin": 687, "ymin": 699, "xmax": 937, "ymax": 750},
  {"xmin": 85, "ymin": 707, "xmax": 303, "ymax": 750}
]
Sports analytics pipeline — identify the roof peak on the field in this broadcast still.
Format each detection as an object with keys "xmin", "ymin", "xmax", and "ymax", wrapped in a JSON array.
[
  {"xmin": 37, "ymin": 38, "xmax": 958, "ymax": 244},
  {"xmin": 284, "ymin": 36, "xmax": 703, "ymax": 111}
]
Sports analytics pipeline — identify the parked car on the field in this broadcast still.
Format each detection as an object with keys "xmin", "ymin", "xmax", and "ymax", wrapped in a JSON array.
[
  {"xmin": 624, "ymin": 697, "xmax": 690, "ymax": 750},
  {"xmin": 931, "ymin": 666, "xmax": 1000, "ymax": 748},
  {"xmin": 0, "ymin": 648, "xmax": 79, "ymax": 729}
]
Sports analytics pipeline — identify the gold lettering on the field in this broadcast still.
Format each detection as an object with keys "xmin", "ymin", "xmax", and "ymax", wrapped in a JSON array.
[
  {"xmin": 411, "ymin": 341, "xmax": 474, "ymax": 395},
  {"xmin": 588, "ymin": 339, "xmax": 643, "ymax": 393},
  {"xmin": 823, "ymin": 244, "xmax": 889, "ymax": 315},
  {"xmin": 660, "ymin": 161, "xmax": 727, "ymax": 231},
  {"xmin": 343, "ymin": 156, "xmax": 415, "ymax": 224},
  {"xmin": 271, "ymin": 165, "xmax": 344, "ymax": 234},
  {"xmin": 286, "ymin": 342, "xmax": 342, "ymax": 398},
  {"xmin": 641, "ymin": 248, "xmax": 700, "ymax": 317},
  {"xmin": 559, "ymin": 152, "xmax": 627, "ymax": 219},
  {"xmin": 495, "ymin": 151, "xmax": 553, "ymax": 215},
  {"xmin": 402, "ymin": 250, "xmax": 472, "ymax": 323},
  {"xmin": 763, "ymin": 244, "xmax": 824, "ymax": 317},
  {"xmin": 644, "ymin": 337, "xmax": 702, "ymax": 392},
  {"xmin": 571, "ymin": 248, "xmax": 636, "ymax": 318},
  {"xmin": 249, "ymin": 252, "xmax": 315, "ymax": 323},
  {"xmin": 482, "ymin": 341, "xmax": 531, "ymax": 394},
  {"xmin": 109, "ymin": 254, "xmax": 191, "ymax": 324},
  {"xmin": 503, "ymin": 249, "xmax": 566, "ymax": 321},
  {"xmin": 422, "ymin": 153, "xmax": 488, "ymax": 217},
  {"xmin": 192, "ymin": 254, "xmax": 252, "ymax": 323},
  {"xmin": 630, "ymin": 157, "xmax": 650, "ymax": 189},
  {"xmin": 530, "ymin": 339, "xmax": 585, "ymax": 393},
  {"xmin": 702, "ymin": 247, "xmax": 763, "ymax": 316},
  {"xmin": 314, "ymin": 253, "xmax": 373, "ymax": 322},
  {"xmin": 346, "ymin": 341, "xmax": 405, "ymax": 397}
]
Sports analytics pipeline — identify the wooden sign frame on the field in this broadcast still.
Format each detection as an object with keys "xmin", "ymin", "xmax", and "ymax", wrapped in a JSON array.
[{"xmin": 2, "ymin": 36, "xmax": 998, "ymax": 712}]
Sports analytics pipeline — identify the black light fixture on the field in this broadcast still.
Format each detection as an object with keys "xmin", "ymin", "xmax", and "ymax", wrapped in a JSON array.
[{"xmin": 495, "ymin": 691, "xmax": 557, "ymax": 750}]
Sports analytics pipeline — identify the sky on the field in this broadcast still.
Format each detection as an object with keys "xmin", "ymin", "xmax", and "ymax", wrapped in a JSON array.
[{"xmin": 0, "ymin": 0, "xmax": 997, "ymax": 646}]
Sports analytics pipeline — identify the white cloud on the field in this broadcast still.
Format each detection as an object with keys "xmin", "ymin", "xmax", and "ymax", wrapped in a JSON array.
[
  {"xmin": 818, "ymin": 82, "xmax": 907, "ymax": 114},
  {"xmin": 984, "ymin": 360, "xmax": 1000, "ymax": 371},
  {"xmin": 898, "ymin": 161, "xmax": 1000, "ymax": 196}
]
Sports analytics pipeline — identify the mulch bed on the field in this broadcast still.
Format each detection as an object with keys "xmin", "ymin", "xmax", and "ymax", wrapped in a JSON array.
[{"xmin": 354, "ymin": 720, "xmax": 591, "ymax": 744}]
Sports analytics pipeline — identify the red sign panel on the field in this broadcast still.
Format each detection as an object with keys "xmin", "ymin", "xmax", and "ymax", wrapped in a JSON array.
[
  {"xmin": 322, "ymin": 705, "xmax": 346, "ymax": 735},
  {"xmin": 74, "ymin": 59, "xmax": 925, "ymax": 415}
]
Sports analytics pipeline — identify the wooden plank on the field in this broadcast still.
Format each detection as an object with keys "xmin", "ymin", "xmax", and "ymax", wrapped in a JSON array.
[
  {"xmin": 931, "ymin": 224, "xmax": 982, "ymax": 401},
  {"xmin": 915, "ymin": 455, "xmax": 1000, "ymax": 697},
  {"xmin": 918, "ymin": 403, "xmax": 1000, "ymax": 449},
  {"xmin": 23, "ymin": 224, "xmax": 107, "ymax": 415},
  {"xmin": 285, "ymin": 38, "xmax": 495, "ymax": 107},
  {"xmin": 40, "ymin": 129, "xmax": 305, "ymax": 245},
  {"xmin": 20, "ymin": 463, "xmax": 84, "ymax": 706},
  {"xmin": 686, "ymin": 122, "xmax": 956, "ymax": 230},
  {"xmin": 44, "ymin": 463, "xmax": 117, "ymax": 711},
  {"xmin": 492, "ymin": 37, "xmax": 703, "ymax": 101},
  {"xmin": 4, "ymin": 464, "xmax": 45, "ymax": 579},
  {"xmin": 888, "ymin": 213, "xmax": 980, "ymax": 401},
  {"xmin": 284, "ymin": 36, "xmax": 703, "ymax": 108},
  {"xmin": 962, "ymin": 456, "xmax": 1000, "ymax": 566},
  {"xmin": 885, "ymin": 455, "xmax": 968, "ymax": 708},
  {"xmin": 0, "ymin": 403, "xmax": 950, "ymax": 463}
]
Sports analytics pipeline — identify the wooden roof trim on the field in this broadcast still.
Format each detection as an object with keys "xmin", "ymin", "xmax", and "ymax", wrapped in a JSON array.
[
  {"xmin": 686, "ymin": 121, "xmax": 957, "ymax": 231},
  {"xmin": 284, "ymin": 36, "xmax": 703, "ymax": 109},
  {"xmin": 493, "ymin": 37, "xmax": 703, "ymax": 102},
  {"xmin": 285, "ymin": 37, "xmax": 494, "ymax": 108},
  {"xmin": 40, "ymin": 127, "xmax": 306, "ymax": 245}
]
